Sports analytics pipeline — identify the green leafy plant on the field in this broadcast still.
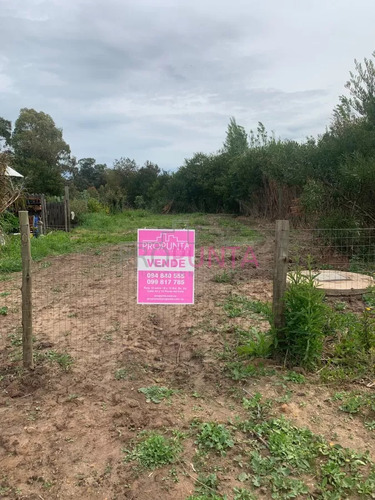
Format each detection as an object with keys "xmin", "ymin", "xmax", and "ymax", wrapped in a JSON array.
[
  {"xmin": 233, "ymin": 487, "xmax": 256, "ymax": 500},
  {"xmin": 213, "ymin": 271, "xmax": 235, "ymax": 283},
  {"xmin": 364, "ymin": 286, "xmax": 375, "ymax": 308},
  {"xmin": 42, "ymin": 350, "xmax": 74, "ymax": 371},
  {"xmin": 364, "ymin": 420, "xmax": 375, "ymax": 431},
  {"xmin": 242, "ymin": 392, "xmax": 272, "ymax": 421},
  {"xmin": 123, "ymin": 432, "xmax": 182, "ymax": 469},
  {"xmin": 276, "ymin": 267, "xmax": 329, "ymax": 368},
  {"xmin": 138, "ymin": 386, "xmax": 176, "ymax": 404},
  {"xmin": 339, "ymin": 394, "xmax": 364, "ymax": 414},
  {"xmin": 196, "ymin": 422, "xmax": 234, "ymax": 455},
  {"xmin": 322, "ymin": 307, "xmax": 375, "ymax": 381},
  {"xmin": 237, "ymin": 329, "xmax": 273, "ymax": 358},
  {"xmin": 283, "ymin": 371, "xmax": 306, "ymax": 384},
  {"xmin": 0, "ymin": 306, "xmax": 8, "ymax": 315}
]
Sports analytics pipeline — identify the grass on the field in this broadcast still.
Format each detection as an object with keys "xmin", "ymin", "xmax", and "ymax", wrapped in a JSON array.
[
  {"xmin": 0, "ymin": 211, "xmax": 261, "ymax": 275},
  {"xmin": 138, "ymin": 386, "xmax": 177, "ymax": 404},
  {"xmin": 123, "ymin": 431, "xmax": 183, "ymax": 469},
  {"xmin": 283, "ymin": 371, "xmax": 306, "ymax": 384},
  {"xmin": 223, "ymin": 295, "xmax": 271, "ymax": 320},
  {"xmin": 36, "ymin": 350, "xmax": 74, "ymax": 371},
  {"xmin": 213, "ymin": 271, "xmax": 235, "ymax": 283},
  {"xmin": 225, "ymin": 361, "xmax": 275, "ymax": 381}
]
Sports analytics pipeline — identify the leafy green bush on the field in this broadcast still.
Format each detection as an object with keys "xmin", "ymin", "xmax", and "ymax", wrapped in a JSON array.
[
  {"xmin": 275, "ymin": 268, "xmax": 329, "ymax": 369},
  {"xmin": 87, "ymin": 197, "xmax": 108, "ymax": 213},
  {"xmin": 0, "ymin": 211, "xmax": 19, "ymax": 233},
  {"xmin": 70, "ymin": 198, "xmax": 88, "ymax": 223}
]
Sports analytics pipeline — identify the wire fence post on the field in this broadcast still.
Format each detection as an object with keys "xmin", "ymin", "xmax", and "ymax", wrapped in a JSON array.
[
  {"xmin": 272, "ymin": 220, "xmax": 290, "ymax": 332},
  {"xmin": 19, "ymin": 211, "xmax": 34, "ymax": 370}
]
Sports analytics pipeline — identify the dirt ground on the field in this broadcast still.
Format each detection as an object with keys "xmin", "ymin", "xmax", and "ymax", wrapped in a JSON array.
[{"xmin": 1, "ymin": 225, "xmax": 375, "ymax": 499}]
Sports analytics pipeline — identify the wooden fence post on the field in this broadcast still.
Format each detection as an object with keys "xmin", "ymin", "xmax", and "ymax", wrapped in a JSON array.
[
  {"xmin": 41, "ymin": 194, "xmax": 47, "ymax": 232},
  {"xmin": 272, "ymin": 220, "xmax": 290, "ymax": 331},
  {"xmin": 19, "ymin": 211, "xmax": 34, "ymax": 370},
  {"xmin": 64, "ymin": 186, "xmax": 70, "ymax": 232}
]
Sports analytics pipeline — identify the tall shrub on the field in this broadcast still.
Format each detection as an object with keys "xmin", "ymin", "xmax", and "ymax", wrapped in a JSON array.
[{"xmin": 276, "ymin": 268, "xmax": 329, "ymax": 369}]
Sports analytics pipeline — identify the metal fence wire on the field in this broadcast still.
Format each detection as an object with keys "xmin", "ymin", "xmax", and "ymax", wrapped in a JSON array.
[{"xmin": 0, "ymin": 225, "xmax": 374, "ymax": 368}]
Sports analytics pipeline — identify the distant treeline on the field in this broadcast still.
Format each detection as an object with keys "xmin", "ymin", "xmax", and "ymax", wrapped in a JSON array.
[{"xmin": 1, "ymin": 51, "xmax": 375, "ymax": 227}]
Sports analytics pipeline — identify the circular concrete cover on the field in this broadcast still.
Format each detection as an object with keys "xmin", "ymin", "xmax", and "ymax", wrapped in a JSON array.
[{"xmin": 290, "ymin": 270, "xmax": 374, "ymax": 296}]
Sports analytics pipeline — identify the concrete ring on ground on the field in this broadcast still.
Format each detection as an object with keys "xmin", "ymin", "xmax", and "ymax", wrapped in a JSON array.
[{"xmin": 288, "ymin": 270, "xmax": 375, "ymax": 296}]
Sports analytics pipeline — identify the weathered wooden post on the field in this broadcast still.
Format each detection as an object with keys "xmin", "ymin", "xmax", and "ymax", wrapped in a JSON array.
[
  {"xmin": 64, "ymin": 186, "xmax": 70, "ymax": 232},
  {"xmin": 19, "ymin": 211, "xmax": 34, "ymax": 369},
  {"xmin": 272, "ymin": 220, "xmax": 290, "ymax": 331},
  {"xmin": 41, "ymin": 194, "xmax": 47, "ymax": 232}
]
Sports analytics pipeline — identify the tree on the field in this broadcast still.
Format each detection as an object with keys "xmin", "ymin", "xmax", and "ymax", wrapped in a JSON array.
[
  {"xmin": 333, "ymin": 51, "xmax": 375, "ymax": 127},
  {"xmin": 73, "ymin": 158, "xmax": 107, "ymax": 191},
  {"xmin": 0, "ymin": 117, "xmax": 11, "ymax": 149},
  {"xmin": 223, "ymin": 117, "xmax": 248, "ymax": 156},
  {"xmin": 12, "ymin": 108, "xmax": 71, "ymax": 195}
]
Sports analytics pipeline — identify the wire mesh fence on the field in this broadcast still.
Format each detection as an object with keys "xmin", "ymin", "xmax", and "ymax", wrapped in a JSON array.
[{"xmin": 1, "ymin": 223, "xmax": 375, "ymax": 369}]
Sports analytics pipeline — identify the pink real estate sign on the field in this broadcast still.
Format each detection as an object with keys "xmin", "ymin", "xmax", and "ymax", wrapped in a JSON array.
[{"xmin": 137, "ymin": 229, "xmax": 195, "ymax": 304}]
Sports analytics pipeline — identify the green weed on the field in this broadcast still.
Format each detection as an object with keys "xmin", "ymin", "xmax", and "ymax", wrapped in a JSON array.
[
  {"xmin": 334, "ymin": 301, "xmax": 347, "ymax": 311},
  {"xmin": 41, "ymin": 350, "xmax": 74, "ymax": 371},
  {"xmin": 123, "ymin": 432, "xmax": 182, "ymax": 469},
  {"xmin": 241, "ymin": 392, "xmax": 272, "ymax": 421},
  {"xmin": 224, "ymin": 295, "xmax": 271, "ymax": 320},
  {"xmin": 248, "ymin": 416, "xmax": 374, "ymax": 498},
  {"xmin": 115, "ymin": 368, "xmax": 127, "ymax": 380},
  {"xmin": 236, "ymin": 330, "xmax": 273, "ymax": 359},
  {"xmin": 186, "ymin": 473, "xmax": 227, "ymax": 499},
  {"xmin": 364, "ymin": 286, "xmax": 375, "ymax": 308},
  {"xmin": 196, "ymin": 422, "xmax": 234, "ymax": 455},
  {"xmin": 283, "ymin": 371, "xmax": 306, "ymax": 384},
  {"xmin": 225, "ymin": 362, "xmax": 275, "ymax": 381},
  {"xmin": 138, "ymin": 386, "xmax": 176, "ymax": 404},
  {"xmin": 339, "ymin": 394, "xmax": 363, "ymax": 414},
  {"xmin": 213, "ymin": 271, "xmax": 235, "ymax": 284},
  {"xmin": 0, "ymin": 306, "xmax": 8, "ymax": 315},
  {"xmin": 276, "ymin": 267, "xmax": 329, "ymax": 369},
  {"xmin": 233, "ymin": 488, "xmax": 256, "ymax": 500},
  {"xmin": 364, "ymin": 420, "xmax": 375, "ymax": 431}
]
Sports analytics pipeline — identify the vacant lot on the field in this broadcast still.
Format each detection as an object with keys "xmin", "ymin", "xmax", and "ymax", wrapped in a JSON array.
[{"xmin": 1, "ymin": 213, "xmax": 375, "ymax": 499}]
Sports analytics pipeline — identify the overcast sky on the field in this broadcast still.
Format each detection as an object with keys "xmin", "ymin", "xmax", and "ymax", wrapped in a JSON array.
[{"xmin": 0, "ymin": 0, "xmax": 374, "ymax": 171}]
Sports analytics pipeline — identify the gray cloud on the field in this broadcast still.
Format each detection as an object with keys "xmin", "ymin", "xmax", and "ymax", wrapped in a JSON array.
[{"xmin": 0, "ymin": 0, "xmax": 374, "ymax": 169}]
